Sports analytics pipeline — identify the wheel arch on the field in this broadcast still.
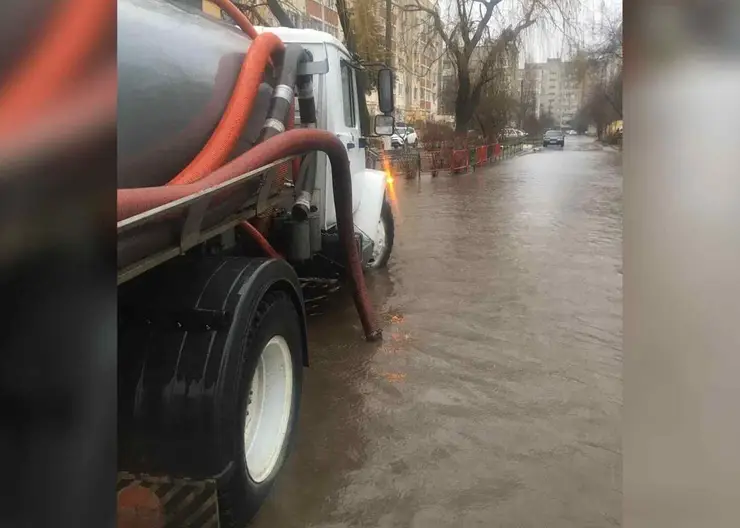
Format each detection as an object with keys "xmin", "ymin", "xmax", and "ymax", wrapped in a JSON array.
[
  {"xmin": 352, "ymin": 168, "xmax": 387, "ymax": 244},
  {"xmin": 118, "ymin": 256, "xmax": 307, "ymax": 479},
  {"xmin": 254, "ymin": 267, "xmax": 309, "ymax": 368}
]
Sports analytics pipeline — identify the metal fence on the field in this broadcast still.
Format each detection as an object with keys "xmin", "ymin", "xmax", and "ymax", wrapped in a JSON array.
[
  {"xmin": 366, "ymin": 147, "xmax": 422, "ymax": 179},
  {"xmin": 366, "ymin": 136, "xmax": 541, "ymax": 178}
]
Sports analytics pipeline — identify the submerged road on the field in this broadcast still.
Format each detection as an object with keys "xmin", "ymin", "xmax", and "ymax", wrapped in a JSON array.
[{"xmin": 253, "ymin": 136, "xmax": 622, "ymax": 527}]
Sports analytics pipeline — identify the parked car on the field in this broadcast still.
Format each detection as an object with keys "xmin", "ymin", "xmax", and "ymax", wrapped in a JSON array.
[
  {"xmin": 390, "ymin": 125, "xmax": 418, "ymax": 148},
  {"xmin": 501, "ymin": 127, "xmax": 521, "ymax": 140},
  {"xmin": 542, "ymin": 129, "xmax": 565, "ymax": 148}
]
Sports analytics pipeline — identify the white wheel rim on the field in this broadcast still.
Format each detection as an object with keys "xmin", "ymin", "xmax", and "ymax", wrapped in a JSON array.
[
  {"xmin": 243, "ymin": 335, "xmax": 294, "ymax": 484},
  {"xmin": 369, "ymin": 216, "xmax": 387, "ymax": 266}
]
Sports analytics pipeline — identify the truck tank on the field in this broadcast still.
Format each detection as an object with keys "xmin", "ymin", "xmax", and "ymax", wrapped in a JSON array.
[{"xmin": 117, "ymin": 0, "xmax": 274, "ymax": 189}]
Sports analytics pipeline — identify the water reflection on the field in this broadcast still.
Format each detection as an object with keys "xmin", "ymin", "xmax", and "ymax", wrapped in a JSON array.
[{"xmin": 251, "ymin": 137, "xmax": 622, "ymax": 528}]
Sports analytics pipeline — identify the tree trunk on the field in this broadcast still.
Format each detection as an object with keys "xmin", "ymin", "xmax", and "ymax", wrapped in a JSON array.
[
  {"xmin": 454, "ymin": 67, "xmax": 473, "ymax": 133},
  {"xmin": 267, "ymin": 0, "xmax": 293, "ymax": 27},
  {"xmin": 475, "ymin": 114, "xmax": 487, "ymax": 138}
]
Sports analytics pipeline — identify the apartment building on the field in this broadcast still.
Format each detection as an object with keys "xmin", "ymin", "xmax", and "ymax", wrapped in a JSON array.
[
  {"xmin": 515, "ymin": 63, "xmax": 543, "ymax": 119},
  {"xmin": 471, "ymin": 43, "xmax": 519, "ymax": 93},
  {"xmin": 518, "ymin": 58, "xmax": 583, "ymax": 126},
  {"xmin": 367, "ymin": 0, "xmax": 442, "ymax": 122},
  {"xmin": 199, "ymin": 0, "xmax": 441, "ymax": 122},
  {"xmin": 299, "ymin": 0, "xmax": 340, "ymax": 38},
  {"xmin": 437, "ymin": 53, "xmax": 455, "ymax": 118}
]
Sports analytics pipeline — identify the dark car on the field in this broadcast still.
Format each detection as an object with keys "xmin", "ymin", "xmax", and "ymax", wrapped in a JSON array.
[{"xmin": 543, "ymin": 129, "xmax": 565, "ymax": 148}]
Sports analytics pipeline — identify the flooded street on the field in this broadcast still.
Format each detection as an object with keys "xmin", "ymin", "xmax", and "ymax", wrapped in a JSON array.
[{"xmin": 253, "ymin": 136, "xmax": 622, "ymax": 527}]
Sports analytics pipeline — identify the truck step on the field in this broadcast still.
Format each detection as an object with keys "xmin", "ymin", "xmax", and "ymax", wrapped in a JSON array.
[{"xmin": 117, "ymin": 472, "xmax": 219, "ymax": 528}]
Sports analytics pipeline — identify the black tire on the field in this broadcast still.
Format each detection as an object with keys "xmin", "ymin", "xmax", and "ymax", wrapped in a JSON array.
[
  {"xmin": 218, "ymin": 290, "xmax": 303, "ymax": 527},
  {"xmin": 542, "ymin": 143, "xmax": 547, "ymax": 148},
  {"xmin": 366, "ymin": 199, "xmax": 395, "ymax": 270}
]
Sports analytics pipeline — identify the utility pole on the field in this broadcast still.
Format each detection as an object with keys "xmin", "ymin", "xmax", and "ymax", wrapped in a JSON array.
[
  {"xmin": 385, "ymin": 0, "xmax": 392, "ymax": 68},
  {"xmin": 384, "ymin": 0, "xmax": 394, "ymax": 120},
  {"xmin": 520, "ymin": 78, "xmax": 525, "ymax": 129}
]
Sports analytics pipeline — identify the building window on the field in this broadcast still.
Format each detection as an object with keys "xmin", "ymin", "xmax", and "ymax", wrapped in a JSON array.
[
  {"xmin": 340, "ymin": 60, "xmax": 356, "ymax": 128},
  {"xmin": 287, "ymin": 11, "xmax": 300, "ymax": 27}
]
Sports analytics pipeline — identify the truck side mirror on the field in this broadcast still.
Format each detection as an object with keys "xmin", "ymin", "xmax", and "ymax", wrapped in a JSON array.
[
  {"xmin": 374, "ymin": 114, "xmax": 395, "ymax": 135},
  {"xmin": 377, "ymin": 68, "xmax": 394, "ymax": 114}
]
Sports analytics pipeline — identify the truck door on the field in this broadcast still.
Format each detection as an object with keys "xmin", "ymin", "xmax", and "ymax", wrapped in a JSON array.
[
  {"xmin": 335, "ymin": 57, "xmax": 364, "ymax": 208},
  {"xmin": 337, "ymin": 58, "xmax": 364, "ymax": 170},
  {"xmin": 321, "ymin": 51, "xmax": 366, "ymax": 229}
]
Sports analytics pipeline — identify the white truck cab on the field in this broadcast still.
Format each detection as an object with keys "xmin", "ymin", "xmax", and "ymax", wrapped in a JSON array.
[{"xmin": 257, "ymin": 27, "xmax": 390, "ymax": 249}]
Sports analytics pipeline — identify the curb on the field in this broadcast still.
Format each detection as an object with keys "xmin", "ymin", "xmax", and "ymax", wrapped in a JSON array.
[{"xmin": 519, "ymin": 146, "xmax": 540, "ymax": 155}]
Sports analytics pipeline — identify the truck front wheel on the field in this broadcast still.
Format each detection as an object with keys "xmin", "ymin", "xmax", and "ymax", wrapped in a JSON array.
[
  {"xmin": 365, "ymin": 199, "xmax": 395, "ymax": 270},
  {"xmin": 218, "ymin": 290, "xmax": 304, "ymax": 527}
]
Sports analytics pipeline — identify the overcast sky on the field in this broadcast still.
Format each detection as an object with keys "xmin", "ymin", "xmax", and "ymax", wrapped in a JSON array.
[{"xmin": 517, "ymin": 0, "xmax": 622, "ymax": 65}]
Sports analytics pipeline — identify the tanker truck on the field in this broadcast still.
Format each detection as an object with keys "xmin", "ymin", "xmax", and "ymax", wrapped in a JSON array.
[{"xmin": 117, "ymin": 0, "xmax": 397, "ymax": 525}]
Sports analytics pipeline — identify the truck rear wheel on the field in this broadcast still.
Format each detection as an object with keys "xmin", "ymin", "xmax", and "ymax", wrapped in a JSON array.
[
  {"xmin": 218, "ymin": 290, "xmax": 303, "ymax": 527},
  {"xmin": 118, "ymin": 258, "xmax": 308, "ymax": 527}
]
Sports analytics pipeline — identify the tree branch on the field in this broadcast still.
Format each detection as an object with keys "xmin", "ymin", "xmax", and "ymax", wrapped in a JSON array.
[
  {"xmin": 233, "ymin": 2, "xmax": 269, "ymax": 26},
  {"xmin": 470, "ymin": 0, "xmax": 504, "ymax": 50},
  {"xmin": 400, "ymin": 1, "xmax": 460, "ymax": 58}
]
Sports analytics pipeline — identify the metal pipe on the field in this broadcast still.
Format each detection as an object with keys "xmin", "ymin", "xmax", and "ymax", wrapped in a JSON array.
[
  {"xmin": 292, "ymin": 55, "xmax": 318, "ymax": 220},
  {"xmin": 259, "ymin": 45, "xmax": 306, "ymax": 142}
]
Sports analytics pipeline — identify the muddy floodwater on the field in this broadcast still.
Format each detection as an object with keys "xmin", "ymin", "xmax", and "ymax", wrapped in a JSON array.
[{"xmin": 253, "ymin": 136, "xmax": 622, "ymax": 527}]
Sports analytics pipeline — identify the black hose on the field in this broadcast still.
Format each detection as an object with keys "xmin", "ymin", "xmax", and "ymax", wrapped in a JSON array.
[
  {"xmin": 292, "ymin": 51, "xmax": 317, "ymax": 220},
  {"xmin": 259, "ymin": 45, "xmax": 306, "ymax": 142}
]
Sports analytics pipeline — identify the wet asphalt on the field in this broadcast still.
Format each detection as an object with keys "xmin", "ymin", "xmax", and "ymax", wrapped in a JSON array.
[{"xmin": 252, "ymin": 136, "xmax": 622, "ymax": 528}]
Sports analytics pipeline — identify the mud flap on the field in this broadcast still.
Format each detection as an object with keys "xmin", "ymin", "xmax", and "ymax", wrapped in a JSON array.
[{"xmin": 117, "ymin": 472, "xmax": 220, "ymax": 528}]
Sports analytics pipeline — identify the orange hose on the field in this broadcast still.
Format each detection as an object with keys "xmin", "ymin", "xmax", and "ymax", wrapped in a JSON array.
[
  {"xmin": 1, "ymin": 62, "xmax": 116, "ymax": 166},
  {"xmin": 165, "ymin": 1, "xmax": 285, "ymax": 259},
  {"xmin": 239, "ymin": 221, "xmax": 281, "ymax": 258},
  {"xmin": 118, "ymin": 129, "xmax": 382, "ymax": 340},
  {"xmin": 167, "ymin": 31, "xmax": 284, "ymax": 185},
  {"xmin": 209, "ymin": 0, "xmax": 259, "ymax": 40},
  {"xmin": 0, "ymin": 0, "xmax": 113, "ymax": 138}
]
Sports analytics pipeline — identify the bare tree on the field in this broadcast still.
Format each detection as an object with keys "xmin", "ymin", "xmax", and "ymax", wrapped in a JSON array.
[
  {"xmin": 218, "ymin": 0, "xmax": 272, "ymax": 26},
  {"xmin": 573, "ymin": 9, "xmax": 622, "ymax": 134},
  {"xmin": 474, "ymin": 82, "xmax": 517, "ymax": 139},
  {"xmin": 351, "ymin": 0, "xmax": 386, "ymax": 72},
  {"xmin": 401, "ymin": 0, "xmax": 578, "ymax": 132},
  {"xmin": 391, "ymin": 4, "xmax": 446, "ymax": 80}
]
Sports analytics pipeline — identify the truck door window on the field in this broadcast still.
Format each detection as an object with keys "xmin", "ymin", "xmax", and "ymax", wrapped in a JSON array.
[{"xmin": 340, "ymin": 60, "xmax": 356, "ymax": 128}]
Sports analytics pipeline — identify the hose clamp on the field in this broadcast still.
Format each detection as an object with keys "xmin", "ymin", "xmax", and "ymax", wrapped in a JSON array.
[
  {"xmin": 274, "ymin": 84, "xmax": 294, "ymax": 103},
  {"xmin": 263, "ymin": 118, "xmax": 285, "ymax": 133}
]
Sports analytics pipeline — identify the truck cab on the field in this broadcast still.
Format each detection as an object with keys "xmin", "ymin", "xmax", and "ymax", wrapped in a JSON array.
[{"xmin": 256, "ymin": 26, "xmax": 388, "ymax": 245}]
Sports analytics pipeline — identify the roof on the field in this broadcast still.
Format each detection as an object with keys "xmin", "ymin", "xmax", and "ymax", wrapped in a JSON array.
[{"xmin": 254, "ymin": 26, "xmax": 349, "ymax": 55}]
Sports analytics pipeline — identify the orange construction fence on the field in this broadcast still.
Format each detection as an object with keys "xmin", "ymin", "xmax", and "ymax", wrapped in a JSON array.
[
  {"xmin": 420, "ymin": 143, "xmax": 504, "ymax": 175},
  {"xmin": 451, "ymin": 149, "xmax": 469, "ymax": 172}
]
